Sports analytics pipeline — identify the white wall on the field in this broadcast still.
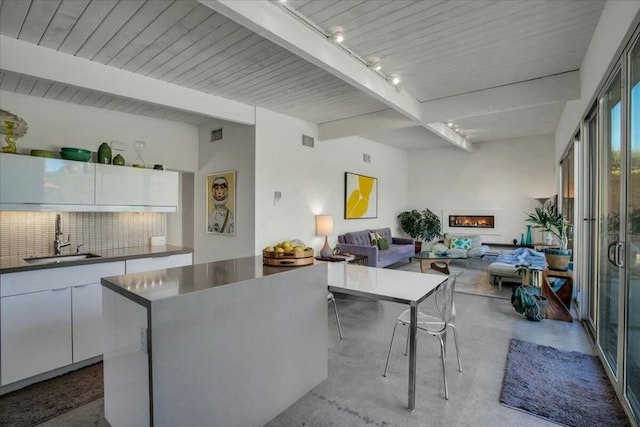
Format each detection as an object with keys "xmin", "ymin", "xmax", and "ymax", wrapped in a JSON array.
[
  {"xmin": 254, "ymin": 107, "xmax": 409, "ymax": 254},
  {"xmin": 0, "ymin": 91, "xmax": 199, "ymax": 172},
  {"xmin": 408, "ymin": 134, "xmax": 556, "ymax": 244},
  {"xmin": 194, "ymin": 120, "xmax": 256, "ymax": 264},
  {"xmin": 555, "ymin": 1, "xmax": 640, "ymax": 158}
]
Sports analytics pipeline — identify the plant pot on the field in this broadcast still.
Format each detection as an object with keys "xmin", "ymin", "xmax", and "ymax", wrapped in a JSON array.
[
  {"xmin": 532, "ymin": 294, "xmax": 548, "ymax": 319},
  {"xmin": 544, "ymin": 248, "xmax": 572, "ymax": 271},
  {"xmin": 414, "ymin": 241, "xmax": 422, "ymax": 254}
]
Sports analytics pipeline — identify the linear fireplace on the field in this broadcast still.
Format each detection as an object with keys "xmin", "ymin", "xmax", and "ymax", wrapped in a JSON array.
[{"xmin": 448, "ymin": 215, "xmax": 495, "ymax": 229}]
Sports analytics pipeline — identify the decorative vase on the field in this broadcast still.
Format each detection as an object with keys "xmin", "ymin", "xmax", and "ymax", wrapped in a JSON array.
[
  {"xmin": 543, "ymin": 248, "xmax": 572, "ymax": 271},
  {"xmin": 520, "ymin": 234, "xmax": 525, "ymax": 246},
  {"xmin": 98, "ymin": 142, "xmax": 112, "ymax": 164},
  {"xmin": 112, "ymin": 154, "xmax": 125, "ymax": 166},
  {"xmin": 525, "ymin": 225, "xmax": 533, "ymax": 245},
  {"xmin": 544, "ymin": 232, "xmax": 553, "ymax": 245}
]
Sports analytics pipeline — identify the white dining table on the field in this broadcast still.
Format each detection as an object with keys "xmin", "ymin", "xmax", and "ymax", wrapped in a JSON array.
[{"xmin": 327, "ymin": 263, "xmax": 447, "ymax": 411}]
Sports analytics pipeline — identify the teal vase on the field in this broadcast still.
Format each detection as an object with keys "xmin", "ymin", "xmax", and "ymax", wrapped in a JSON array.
[
  {"xmin": 520, "ymin": 234, "xmax": 525, "ymax": 245},
  {"xmin": 525, "ymin": 225, "xmax": 533, "ymax": 245}
]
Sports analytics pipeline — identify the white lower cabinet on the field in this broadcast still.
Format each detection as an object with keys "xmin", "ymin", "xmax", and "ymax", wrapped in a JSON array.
[
  {"xmin": 1, "ymin": 287, "xmax": 72, "ymax": 386},
  {"xmin": 72, "ymin": 283, "xmax": 104, "ymax": 362},
  {"xmin": 125, "ymin": 252, "xmax": 192, "ymax": 273},
  {"xmin": 0, "ymin": 261, "xmax": 125, "ymax": 387}
]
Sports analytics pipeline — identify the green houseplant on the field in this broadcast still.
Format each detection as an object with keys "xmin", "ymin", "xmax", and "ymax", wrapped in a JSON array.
[
  {"xmin": 397, "ymin": 209, "xmax": 442, "ymax": 253},
  {"xmin": 512, "ymin": 264, "xmax": 547, "ymax": 321},
  {"xmin": 525, "ymin": 206, "xmax": 572, "ymax": 270}
]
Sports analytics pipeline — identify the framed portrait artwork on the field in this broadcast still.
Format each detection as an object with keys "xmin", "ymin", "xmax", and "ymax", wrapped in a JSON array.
[
  {"xmin": 344, "ymin": 172, "xmax": 378, "ymax": 219},
  {"xmin": 206, "ymin": 170, "xmax": 236, "ymax": 235}
]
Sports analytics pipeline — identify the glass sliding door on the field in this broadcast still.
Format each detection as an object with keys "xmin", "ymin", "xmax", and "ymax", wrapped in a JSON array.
[
  {"xmin": 586, "ymin": 109, "xmax": 598, "ymax": 335},
  {"xmin": 562, "ymin": 145, "xmax": 575, "ymax": 253},
  {"xmin": 625, "ymin": 36, "xmax": 640, "ymax": 418},
  {"xmin": 597, "ymin": 71, "xmax": 622, "ymax": 373}
]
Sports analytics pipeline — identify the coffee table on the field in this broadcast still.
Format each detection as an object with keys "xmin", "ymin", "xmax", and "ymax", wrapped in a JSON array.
[{"xmin": 413, "ymin": 251, "xmax": 464, "ymax": 274}]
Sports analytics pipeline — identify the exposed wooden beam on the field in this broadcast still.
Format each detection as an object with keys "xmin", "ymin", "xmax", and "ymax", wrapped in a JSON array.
[
  {"xmin": 424, "ymin": 123, "xmax": 472, "ymax": 153},
  {"xmin": 199, "ymin": 0, "xmax": 423, "ymax": 123},
  {"xmin": 318, "ymin": 110, "xmax": 415, "ymax": 141},
  {"xmin": 0, "ymin": 35, "xmax": 255, "ymax": 125},
  {"xmin": 420, "ymin": 71, "xmax": 580, "ymax": 123},
  {"xmin": 318, "ymin": 72, "xmax": 580, "ymax": 143}
]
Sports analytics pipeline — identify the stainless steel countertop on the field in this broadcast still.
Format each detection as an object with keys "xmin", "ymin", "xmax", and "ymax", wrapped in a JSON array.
[
  {"xmin": 101, "ymin": 255, "xmax": 323, "ymax": 306},
  {"xmin": 0, "ymin": 245, "xmax": 192, "ymax": 273}
]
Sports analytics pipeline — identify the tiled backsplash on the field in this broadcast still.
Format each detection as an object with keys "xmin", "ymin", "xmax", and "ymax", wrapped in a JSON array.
[{"xmin": 0, "ymin": 212, "xmax": 166, "ymax": 257}]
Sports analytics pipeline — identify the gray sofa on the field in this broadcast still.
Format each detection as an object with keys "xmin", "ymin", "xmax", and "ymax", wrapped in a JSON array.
[
  {"xmin": 430, "ymin": 233, "xmax": 490, "ymax": 259},
  {"xmin": 337, "ymin": 227, "xmax": 414, "ymax": 267}
]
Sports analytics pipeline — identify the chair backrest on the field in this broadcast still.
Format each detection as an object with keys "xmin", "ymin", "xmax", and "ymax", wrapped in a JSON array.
[{"xmin": 433, "ymin": 275, "xmax": 457, "ymax": 325}]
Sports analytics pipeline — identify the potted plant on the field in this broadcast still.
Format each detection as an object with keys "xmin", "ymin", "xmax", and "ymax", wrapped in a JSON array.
[
  {"xmin": 512, "ymin": 264, "xmax": 547, "ymax": 321},
  {"xmin": 525, "ymin": 206, "xmax": 572, "ymax": 270},
  {"xmin": 397, "ymin": 209, "xmax": 442, "ymax": 253}
]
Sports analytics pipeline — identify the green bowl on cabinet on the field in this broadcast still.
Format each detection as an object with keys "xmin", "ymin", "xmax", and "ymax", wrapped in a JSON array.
[
  {"xmin": 30, "ymin": 149, "xmax": 57, "ymax": 158},
  {"xmin": 60, "ymin": 150, "xmax": 92, "ymax": 162}
]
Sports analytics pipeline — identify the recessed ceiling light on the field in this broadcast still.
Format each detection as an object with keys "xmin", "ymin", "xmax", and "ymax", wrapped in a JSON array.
[
  {"xmin": 332, "ymin": 31, "xmax": 344, "ymax": 43},
  {"xmin": 447, "ymin": 122, "xmax": 454, "ymax": 128},
  {"xmin": 390, "ymin": 76, "xmax": 400, "ymax": 86}
]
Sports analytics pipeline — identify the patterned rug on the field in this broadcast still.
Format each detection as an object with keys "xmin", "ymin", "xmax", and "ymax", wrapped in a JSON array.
[
  {"xmin": 0, "ymin": 362, "xmax": 103, "ymax": 426},
  {"xmin": 500, "ymin": 339, "xmax": 630, "ymax": 427},
  {"xmin": 388, "ymin": 256, "xmax": 517, "ymax": 299}
]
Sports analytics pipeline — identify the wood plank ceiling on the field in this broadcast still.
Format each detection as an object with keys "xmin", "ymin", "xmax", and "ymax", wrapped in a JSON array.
[{"xmin": 0, "ymin": 0, "xmax": 606, "ymax": 144}]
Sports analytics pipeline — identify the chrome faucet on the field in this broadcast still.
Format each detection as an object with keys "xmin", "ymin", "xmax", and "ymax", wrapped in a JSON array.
[{"xmin": 54, "ymin": 214, "xmax": 71, "ymax": 255}]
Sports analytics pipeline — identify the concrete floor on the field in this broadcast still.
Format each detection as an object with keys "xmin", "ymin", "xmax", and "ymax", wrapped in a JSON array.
[{"xmin": 38, "ymin": 285, "xmax": 595, "ymax": 427}]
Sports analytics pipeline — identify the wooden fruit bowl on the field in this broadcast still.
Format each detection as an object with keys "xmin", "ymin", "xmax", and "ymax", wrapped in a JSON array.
[
  {"xmin": 263, "ymin": 248, "xmax": 314, "ymax": 259},
  {"xmin": 263, "ymin": 248, "xmax": 314, "ymax": 266}
]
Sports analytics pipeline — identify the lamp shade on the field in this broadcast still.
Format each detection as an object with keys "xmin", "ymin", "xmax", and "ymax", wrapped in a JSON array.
[{"xmin": 316, "ymin": 215, "xmax": 334, "ymax": 236}]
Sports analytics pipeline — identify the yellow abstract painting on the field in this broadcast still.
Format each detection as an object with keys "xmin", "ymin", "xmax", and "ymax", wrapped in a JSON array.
[{"xmin": 345, "ymin": 172, "xmax": 377, "ymax": 219}]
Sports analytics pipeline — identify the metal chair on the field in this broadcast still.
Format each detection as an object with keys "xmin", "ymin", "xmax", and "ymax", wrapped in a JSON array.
[
  {"xmin": 327, "ymin": 292, "xmax": 343, "ymax": 339},
  {"xmin": 382, "ymin": 275, "xmax": 461, "ymax": 399}
]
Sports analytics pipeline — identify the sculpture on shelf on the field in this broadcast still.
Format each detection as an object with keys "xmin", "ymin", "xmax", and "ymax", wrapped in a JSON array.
[{"xmin": 0, "ymin": 109, "xmax": 28, "ymax": 153}]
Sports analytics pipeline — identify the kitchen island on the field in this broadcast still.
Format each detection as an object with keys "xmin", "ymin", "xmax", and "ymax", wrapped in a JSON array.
[{"xmin": 101, "ymin": 255, "xmax": 328, "ymax": 427}]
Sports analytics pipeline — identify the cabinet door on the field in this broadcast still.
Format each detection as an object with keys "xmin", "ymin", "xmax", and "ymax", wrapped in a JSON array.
[
  {"xmin": 72, "ymin": 283, "xmax": 103, "ymax": 362},
  {"xmin": 95, "ymin": 164, "xmax": 178, "ymax": 209},
  {"xmin": 1, "ymin": 288, "xmax": 72, "ymax": 385},
  {"xmin": 125, "ymin": 253, "xmax": 192, "ymax": 274},
  {"xmin": 0, "ymin": 153, "xmax": 95, "ymax": 206}
]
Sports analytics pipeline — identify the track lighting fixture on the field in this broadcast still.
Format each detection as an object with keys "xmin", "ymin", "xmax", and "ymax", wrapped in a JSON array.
[{"xmin": 331, "ymin": 31, "xmax": 344, "ymax": 43}]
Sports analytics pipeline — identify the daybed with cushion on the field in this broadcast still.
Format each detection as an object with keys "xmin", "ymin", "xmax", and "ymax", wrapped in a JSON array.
[
  {"xmin": 488, "ymin": 247, "xmax": 548, "ymax": 291},
  {"xmin": 430, "ymin": 234, "xmax": 490, "ymax": 259},
  {"xmin": 337, "ymin": 227, "xmax": 414, "ymax": 268}
]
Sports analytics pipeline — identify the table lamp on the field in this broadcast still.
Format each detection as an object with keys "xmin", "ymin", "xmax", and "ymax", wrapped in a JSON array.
[{"xmin": 316, "ymin": 215, "xmax": 334, "ymax": 258}]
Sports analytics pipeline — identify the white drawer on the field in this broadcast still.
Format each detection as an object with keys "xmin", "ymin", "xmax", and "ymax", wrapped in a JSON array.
[{"xmin": 1, "ymin": 261, "xmax": 126, "ymax": 297}]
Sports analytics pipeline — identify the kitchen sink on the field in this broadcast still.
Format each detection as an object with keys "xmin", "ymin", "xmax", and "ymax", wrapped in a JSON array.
[{"xmin": 24, "ymin": 253, "xmax": 101, "ymax": 265}]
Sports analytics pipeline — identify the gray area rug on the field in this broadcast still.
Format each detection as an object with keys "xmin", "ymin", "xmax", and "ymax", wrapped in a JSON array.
[
  {"xmin": 0, "ymin": 362, "xmax": 103, "ymax": 426},
  {"xmin": 389, "ymin": 257, "xmax": 516, "ymax": 299},
  {"xmin": 501, "ymin": 339, "xmax": 631, "ymax": 427}
]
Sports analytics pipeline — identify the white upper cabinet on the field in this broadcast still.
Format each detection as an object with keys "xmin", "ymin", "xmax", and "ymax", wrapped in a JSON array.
[
  {"xmin": 95, "ymin": 164, "xmax": 178, "ymax": 212},
  {"xmin": 0, "ymin": 153, "xmax": 95, "ymax": 207},
  {"xmin": 0, "ymin": 154, "xmax": 179, "ymax": 212}
]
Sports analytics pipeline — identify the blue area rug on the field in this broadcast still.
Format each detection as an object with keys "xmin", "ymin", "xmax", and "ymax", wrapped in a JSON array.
[{"xmin": 501, "ymin": 339, "xmax": 630, "ymax": 427}]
